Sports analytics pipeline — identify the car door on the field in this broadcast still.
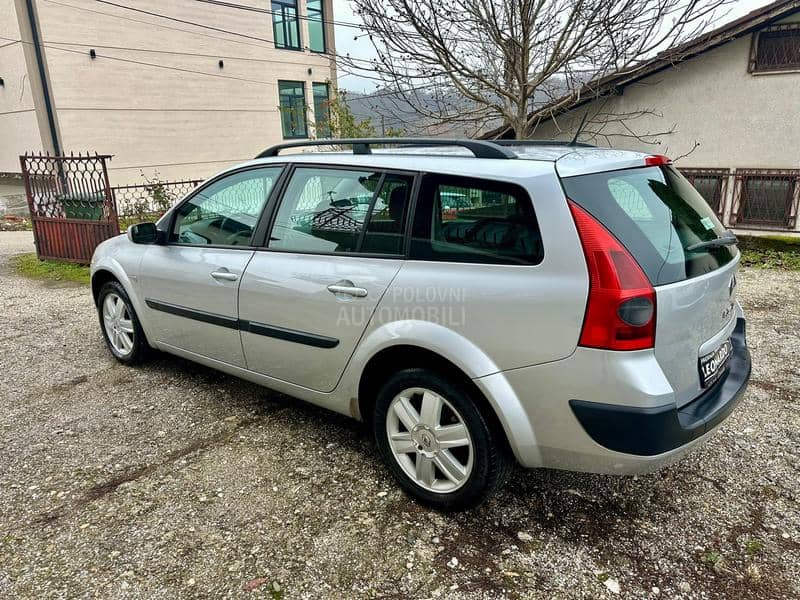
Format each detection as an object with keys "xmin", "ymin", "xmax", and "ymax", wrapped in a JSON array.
[
  {"xmin": 239, "ymin": 165, "xmax": 415, "ymax": 392},
  {"xmin": 139, "ymin": 166, "xmax": 283, "ymax": 366}
]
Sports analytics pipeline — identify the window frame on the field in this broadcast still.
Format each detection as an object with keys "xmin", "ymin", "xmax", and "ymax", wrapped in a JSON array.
[
  {"xmin": 312, "ymin": 82, "xmax": 331, "ymax": 138},
  {"xmin": 749, "ymin": 23, "xmax": 800, "ymax": 74},
  {"xmin": 359, "ymin": 172, "xmax": 417, "ymax": 255},
  {"xmin": 254, "ymin": 162, "xmax": 420, "ymax": 258},
  {"xmin": 164, "ymin": 164, "xmax": 289, "ymax": 250},
  {"xmin": 306, "ymin": 0, "xmax": 327, "ymax": 53},
  {"xmin": 271, "ymin": 0, "xmax": 302, "ymax": 51},
  {"xmin": 408, "ymin": 173, "xmax": 545, "ymax": 266},
  {"xmin": 278, "ymin": 80, "xmax": 308, "ymax": 139}
]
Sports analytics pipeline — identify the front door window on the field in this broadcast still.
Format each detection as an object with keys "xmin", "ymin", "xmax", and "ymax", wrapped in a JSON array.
[{"xmin": 172, "ymin": 168, "xmax": 282, "ymax": 246}]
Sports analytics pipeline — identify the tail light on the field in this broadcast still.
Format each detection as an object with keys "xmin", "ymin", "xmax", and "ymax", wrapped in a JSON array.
[
  {"xmin": 644, "ymin": 154, "xmax": 672, "ymax": 166},
  {"xmin": 568, "ymin": 200, "xmax": 656, "ymax": 351}
]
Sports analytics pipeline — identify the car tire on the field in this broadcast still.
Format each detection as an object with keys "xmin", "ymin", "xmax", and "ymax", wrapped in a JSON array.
[
  {"xmin": 96, "ymin": 280, "xmax": 149, "ymax": 365},
  {"xmin": 373, "ymin": 368, "xmax": 510, "ymax": 511}
]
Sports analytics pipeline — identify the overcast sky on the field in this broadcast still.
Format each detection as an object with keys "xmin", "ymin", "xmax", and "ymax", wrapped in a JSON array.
[{"xmin": 332, "ymin": 0, "xmax": 778, "ymax": 92}]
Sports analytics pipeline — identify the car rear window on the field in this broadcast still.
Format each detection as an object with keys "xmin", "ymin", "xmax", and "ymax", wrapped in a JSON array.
[
  {"xmin": 562, "ymin": 166, "xmax": 736, "ymax": 285},
  {"xmin": 410, "ymin": 174, "xmax": 544, "ymax": 265}
]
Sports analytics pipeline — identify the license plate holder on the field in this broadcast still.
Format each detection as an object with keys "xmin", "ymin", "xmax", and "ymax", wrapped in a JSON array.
[{"xmin": 699, "ymin": 338, "xmax": 733, "ymax": 388}]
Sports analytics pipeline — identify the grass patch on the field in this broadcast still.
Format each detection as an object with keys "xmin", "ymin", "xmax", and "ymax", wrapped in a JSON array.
[
  {"xmin": 0, "ymin": 217, "xmax": 32, "ymax": 232},
  {"xmin": 10, "ymin": 253, "xmax": 90, "ymax": 284},
  {"xmin": 738, "ymin": 235, "xmax": 800, "ymax": 271},
  {"xmin": 745, "ymin": 539, "xmax": 764, "ymax": 556}
]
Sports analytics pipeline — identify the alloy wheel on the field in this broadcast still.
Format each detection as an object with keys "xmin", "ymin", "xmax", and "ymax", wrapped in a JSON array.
[
  {"xmin": 386, "ymin": 387, "xmax": 474, "ymax": 493},
  {"xmin": 102, "ymin": 293, "xmax": 135, "ymax": 356}
]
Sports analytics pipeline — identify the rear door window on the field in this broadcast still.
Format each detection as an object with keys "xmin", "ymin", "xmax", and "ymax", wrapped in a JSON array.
[
  {"xmin": 562, "ymin": 166, "xmax": 736, "ymax": 285},
  {"xmin": 410, "ymin": 175, "xmax": 543, "ymax": 265},
  {"xmin": 267, "ymin": 167, "xmax": 412, "ymax": 255}
]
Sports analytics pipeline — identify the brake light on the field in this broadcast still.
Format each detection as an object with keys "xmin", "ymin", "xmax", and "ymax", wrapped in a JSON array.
[
  {"xmin": 568, "ymin": 200, "xmax": 656, "ymax": 351},
  {"xmin": 644, "ymin": 154, "xmax": 671, "ymax": 166}
]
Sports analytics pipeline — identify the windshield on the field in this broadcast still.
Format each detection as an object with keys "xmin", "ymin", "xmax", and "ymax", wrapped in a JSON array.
[{"xmin": 562, "ymin": 166, "xmax": 736, "ymax": 285}]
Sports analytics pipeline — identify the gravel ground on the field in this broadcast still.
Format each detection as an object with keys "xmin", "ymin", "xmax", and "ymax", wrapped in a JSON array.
[{"xmin": 1, "ymin": 231, "xmax": 798, "ymax": 599}]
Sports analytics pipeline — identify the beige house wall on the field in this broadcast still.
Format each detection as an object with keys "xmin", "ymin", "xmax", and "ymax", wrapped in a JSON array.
[
  {"xmin": 534, "ymin": 18, "xmax": 800, "ymax": 232},
  {"xmin": 534, "ymin": 32, "xmax": 800, "ymax": 170},
  {"xmin": 0, "ymin": 0, "xmax": 47, "ymax": 174},
  {"xmin": 1, "ymin": 0, "xmax": 336, "ymax": 184}
]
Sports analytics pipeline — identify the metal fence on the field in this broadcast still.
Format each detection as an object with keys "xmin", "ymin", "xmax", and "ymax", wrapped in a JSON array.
[
  {"xmin": 20, "ymin": 153, "xmax": 119, "ymax": 263},
  {"xmin": 112, "ymin": 179, "xmax": 202, "ymax": 224}
]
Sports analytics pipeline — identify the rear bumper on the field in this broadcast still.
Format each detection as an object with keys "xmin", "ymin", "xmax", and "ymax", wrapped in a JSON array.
[{"xmin": 569, "ymin": 318, "xmax": 751, "ymax": 456}]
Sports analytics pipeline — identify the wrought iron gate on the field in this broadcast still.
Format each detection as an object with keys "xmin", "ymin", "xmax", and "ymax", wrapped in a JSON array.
[{"xmin": 20, "ymin": 153, "xmax": 120, "ymax": 263}]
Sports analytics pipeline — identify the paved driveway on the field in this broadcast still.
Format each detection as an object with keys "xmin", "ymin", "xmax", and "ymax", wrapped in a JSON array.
[{"xmin": 0, "ymin": 231, "xmax": 798, "ymax": 599}]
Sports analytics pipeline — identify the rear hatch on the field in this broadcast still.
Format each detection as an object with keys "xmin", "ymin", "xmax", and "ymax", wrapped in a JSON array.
[{"xmin": 562, "ymin": 164, "xmax": 739, "ymax": 407}]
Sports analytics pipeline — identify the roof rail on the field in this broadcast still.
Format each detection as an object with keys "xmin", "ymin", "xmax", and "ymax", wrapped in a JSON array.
[
  {"xmin": 492, "ymin": 139, "xmax": 596, "ymax": 148},
  {"xmin": 255, "ymin": 138, "xmax": 518, "ymax": 160}
]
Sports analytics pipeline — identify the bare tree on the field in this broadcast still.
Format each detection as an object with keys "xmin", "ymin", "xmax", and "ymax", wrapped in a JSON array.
[{"xmin": 343, "ymin": 0, "xmax": 736, "ymax": 139}]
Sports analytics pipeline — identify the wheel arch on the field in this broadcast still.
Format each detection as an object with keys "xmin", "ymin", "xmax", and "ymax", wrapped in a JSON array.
[
  {"xmin": 90, "ymin": 256, "xmax": 156, "ymax": 346},
  {"xmin": 91, "ymin": 268, "xmax": 119, "ymax": 304},
  {"xmin": 357, "ymin": 344, "xmax": 520, "ymax": 461}
]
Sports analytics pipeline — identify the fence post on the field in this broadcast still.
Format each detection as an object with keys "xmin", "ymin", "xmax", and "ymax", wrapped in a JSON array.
[
  {"xmin": 19, "ymin": 154, "xmax": 41, "ymax": 257},
  {"xmin": 99, "ymin": 154, "xmax": 120, "ymax": 235}
]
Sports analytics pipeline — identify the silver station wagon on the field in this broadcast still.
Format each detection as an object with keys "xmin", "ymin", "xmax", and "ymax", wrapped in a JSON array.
[{"xmin": 91, "ymin": 139, "xmax": 751, "ymax": 510}]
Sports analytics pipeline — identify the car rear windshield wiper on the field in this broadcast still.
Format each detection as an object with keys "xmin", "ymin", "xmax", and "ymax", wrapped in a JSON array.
[{"xmin": 686, "ymin": 232, "xmax": 738, "ymax": 252}]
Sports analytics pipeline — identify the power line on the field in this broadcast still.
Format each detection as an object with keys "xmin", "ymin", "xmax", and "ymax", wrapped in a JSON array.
[
  {"xmin": 58, "ymin": 107, "xmax": 277, "ymax": 113},
  {"xmin": 93, "ymin": 0, "xmax": 280, "ymax": 44},
  {"xmin": 42, "ymin": 39, "xmax": 332, "ymax": 66},
  {"xmin": 1, "ymin": 33, "xmax": 433, "ymax": 100},
  {"xmin": 11, "ymin": 0, "xmax": 443, "ymax": 99},
  {"xmin": 43, "ymin": 0, "xmax": 375, "ymax": 67},
  {"xmin": 188, "ymin": 0, "xmax": 477, "ymax": 43},
  {"xmin": 44, "ymin": 0, "xmax": 273, "ymax": 51},
  {"xmin": 91, "ymin": 0, "xmax": 374, "ymax": 64},
  {"xmin": 0, "ymin": 35, "xmax": 274, "ymax": 85},
  {"xmin": 107, "ymin": 157, "xmax": 252, "ymax": 170},
  {"xmin": 58, "ymin": 0, "xmax": 373, "ymax": 68},
  {"xmin": 189, "ymin": 0, "xmax": 367, "ymax": 32}
]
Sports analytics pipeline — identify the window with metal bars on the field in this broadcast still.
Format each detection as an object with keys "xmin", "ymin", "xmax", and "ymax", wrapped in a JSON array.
[
  {"xmin": 680, "ymin": 168, "xmax": 729, "ymax": 219},
  {"xmin": 750, "ymin": 24, "xmax": 800, "ymax": 72},
  {"xmin": 732, "ymin": 169, "xmax": 800, "ymax": 229}
]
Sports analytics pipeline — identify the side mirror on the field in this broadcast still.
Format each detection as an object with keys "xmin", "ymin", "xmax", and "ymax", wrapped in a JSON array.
[{"xmin": 127, "ymin": 222, "xmax": 164, "ymax": 244}]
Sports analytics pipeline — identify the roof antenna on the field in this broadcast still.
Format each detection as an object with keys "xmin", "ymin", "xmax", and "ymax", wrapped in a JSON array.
[{"xmin": 569, "ymin": 111, "xmax": 590, "ymax": 146}]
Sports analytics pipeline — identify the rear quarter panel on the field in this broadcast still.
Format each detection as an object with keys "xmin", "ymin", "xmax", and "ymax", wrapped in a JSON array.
[{"xmin": 354, "ymin": 168, "xmax": 588, "ymax": 377}]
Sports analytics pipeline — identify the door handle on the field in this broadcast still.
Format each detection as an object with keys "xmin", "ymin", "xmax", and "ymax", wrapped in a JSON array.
[
  {"xmin": 327, "ymin": 281, "xmax": 368, "ymax": 298},
  {"xmin": 210, "ymin": 270, "xmax": 238, "ymax": 282}
]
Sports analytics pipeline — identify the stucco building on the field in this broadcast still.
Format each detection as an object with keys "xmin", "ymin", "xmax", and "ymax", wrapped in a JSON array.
[
  {"xmin": 0, "ymin": 0, "xmax": 336, "ymax": 204},
  {"xmin": 485, "ymin": 0, "xmax": 800, "ymax": 234}
]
